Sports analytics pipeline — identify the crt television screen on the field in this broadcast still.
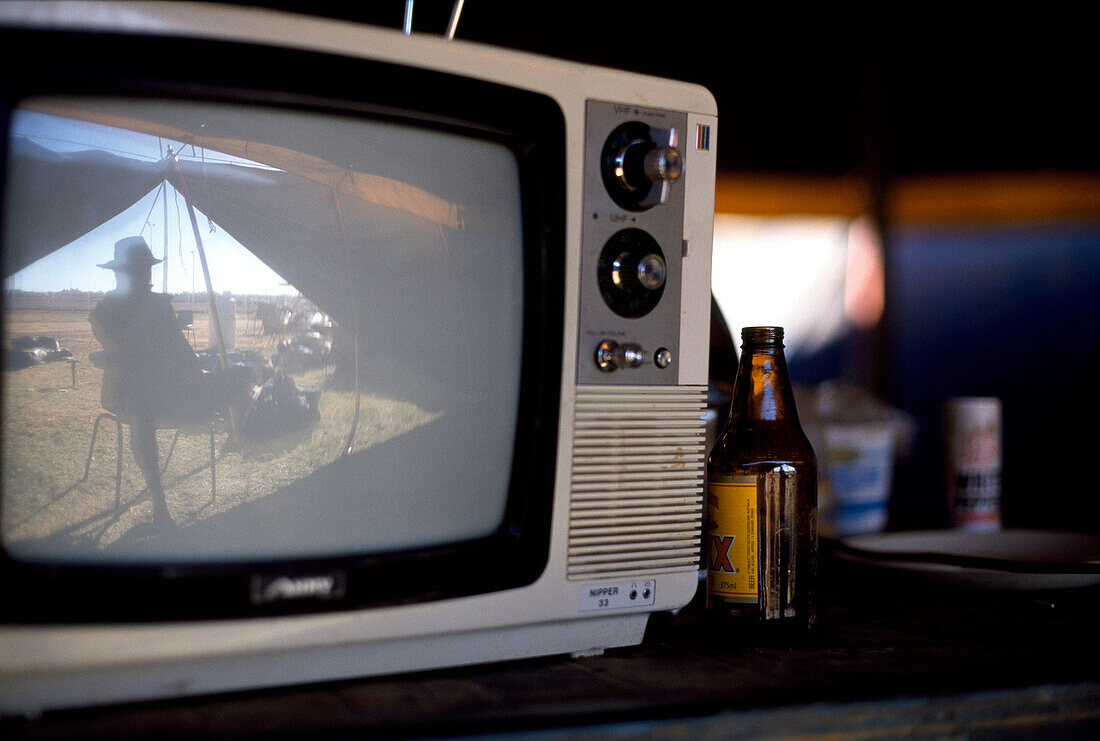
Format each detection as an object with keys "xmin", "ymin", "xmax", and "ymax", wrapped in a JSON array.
[{"xmin": 1, "ymin": 96, "xmax": 525, "ymax": 566}]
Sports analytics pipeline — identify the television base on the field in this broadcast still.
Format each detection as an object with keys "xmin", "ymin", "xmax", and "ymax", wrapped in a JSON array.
[{"xmin": 0, "ymin": 611, "xmax": 652, "ymax": 716}]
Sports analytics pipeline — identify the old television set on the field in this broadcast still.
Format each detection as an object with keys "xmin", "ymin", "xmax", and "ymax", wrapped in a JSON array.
[{"xmin": 0, "ymin": 2, "xmax": 716, "ymax": 714}]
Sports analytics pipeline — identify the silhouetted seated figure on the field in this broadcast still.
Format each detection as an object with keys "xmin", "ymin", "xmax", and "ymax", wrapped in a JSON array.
[{"xmin": 89, "ymin": 237, "xmax": 252, "ymax": 532}]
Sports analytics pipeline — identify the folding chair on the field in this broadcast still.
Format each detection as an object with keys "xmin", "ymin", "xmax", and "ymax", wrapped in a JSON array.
[{"xmin": 82, "ymin": 410, "xmax": 217, "ymax": 511}]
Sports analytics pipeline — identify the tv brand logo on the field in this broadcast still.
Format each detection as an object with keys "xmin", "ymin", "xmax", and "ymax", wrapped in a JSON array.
[
  {"xmin": 250, "ymin": 573, "xmax": 348, "ymax": 605},
  {"xmin": 696, "ymin": 124, "xmax": 711, "ymax": 151}
]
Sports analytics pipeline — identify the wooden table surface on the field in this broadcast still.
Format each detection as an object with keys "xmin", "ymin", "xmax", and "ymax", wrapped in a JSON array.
[{"xmin": 5, "ymin": 544, "xmax": 1100, "ymax": 739}]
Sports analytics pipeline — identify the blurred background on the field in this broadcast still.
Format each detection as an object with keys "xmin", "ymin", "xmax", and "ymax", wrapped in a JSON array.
[{"xmin": 236, "ymin": 1, "xmax": 1099, "ymax": 533}]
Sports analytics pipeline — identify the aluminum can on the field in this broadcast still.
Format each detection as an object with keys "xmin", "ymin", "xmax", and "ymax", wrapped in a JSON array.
[{"xmin": 943, "ymin": 397, "xmax": 1001, "ymax": 529}]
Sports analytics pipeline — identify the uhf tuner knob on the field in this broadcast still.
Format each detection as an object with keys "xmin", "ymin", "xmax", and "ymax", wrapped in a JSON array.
[
  {"xmin": 635, "ymin": 252, "xmax": 667, "ymax": 291},
  {"xmin": 597, "ymin": 229, "xmax": 667, "ymax": 318}
]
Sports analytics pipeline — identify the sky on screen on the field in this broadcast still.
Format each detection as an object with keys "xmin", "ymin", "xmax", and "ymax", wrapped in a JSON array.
[{"xmin": 5, "ymin": 110, "xmax": 297, "ymax": 297}]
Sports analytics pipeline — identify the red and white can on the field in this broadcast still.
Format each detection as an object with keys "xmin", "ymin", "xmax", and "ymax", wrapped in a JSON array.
[{"xmin": 943, "ymin": 397, "xmax": 1002, "ymax": 529}]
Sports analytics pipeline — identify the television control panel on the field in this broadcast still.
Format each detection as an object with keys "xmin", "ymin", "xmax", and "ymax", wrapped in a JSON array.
[{"xmin": 577, "ymin": 100, "xmax": 693, "ymax": 386}]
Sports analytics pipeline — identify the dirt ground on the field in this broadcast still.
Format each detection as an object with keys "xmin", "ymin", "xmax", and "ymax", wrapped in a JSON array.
[{"xmin": 2, "ymin": 303, "xmax": 437, "ymax": 559}]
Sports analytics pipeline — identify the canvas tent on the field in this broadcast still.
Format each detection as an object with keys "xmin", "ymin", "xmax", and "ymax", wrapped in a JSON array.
[{"xmin": 3, "ymin": 99, "xmax": 525, "ymax": 413}]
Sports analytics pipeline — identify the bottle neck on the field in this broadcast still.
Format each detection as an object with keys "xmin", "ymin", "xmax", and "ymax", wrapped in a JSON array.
[{"xmin": 731, "ymin": 341, "xmax": 799, "ymax": 424}]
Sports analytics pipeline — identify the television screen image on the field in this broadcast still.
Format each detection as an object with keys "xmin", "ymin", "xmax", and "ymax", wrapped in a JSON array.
[{"xmin": 3, "ymin": 96, "xmax": 524, "ymax": 565}]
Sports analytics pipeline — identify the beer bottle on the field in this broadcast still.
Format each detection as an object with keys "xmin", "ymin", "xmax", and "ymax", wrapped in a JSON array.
[{"xmin": 705, "ymin": 326, "xmax": 817, "ymax": 637}]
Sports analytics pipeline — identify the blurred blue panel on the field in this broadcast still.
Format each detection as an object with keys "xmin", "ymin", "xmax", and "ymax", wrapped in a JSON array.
[{"xmin": 885, "ymin": 221, "xmax": 1100, "ymax": 531}]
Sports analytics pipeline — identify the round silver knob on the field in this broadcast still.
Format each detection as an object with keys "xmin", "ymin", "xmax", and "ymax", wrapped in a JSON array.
[
  {"xmin": 611, "ymin": 251, "xmax": 666, "ymax": 293},
  {"xmin": 621, "ymin": 344, "xmax": 647, "ymax": 368},
  {"xmin": 636, "ymin": 253, "xmax": 667, "ymax": 291},
  {"xmin": 643, "ymin": 146, "xmax": 683, "ymax": 184},
  {"xmin": 595, "ymin": 340, "xmax": 619, "ymax": 372},
  {"xmin": 595, "ymin": 340, "xmax": 649, "ymax": 371}
]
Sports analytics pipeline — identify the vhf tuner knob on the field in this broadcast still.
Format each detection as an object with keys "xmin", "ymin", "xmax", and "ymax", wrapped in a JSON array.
[{"xmin": 601, "ymin": 122, "xmax": 683, "ymax": 211}]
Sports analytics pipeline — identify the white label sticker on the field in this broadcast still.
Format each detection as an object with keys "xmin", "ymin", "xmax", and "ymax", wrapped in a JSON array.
[{"xmin": 579, "ymin": 580, "xmax": 655, "ymax": 611}]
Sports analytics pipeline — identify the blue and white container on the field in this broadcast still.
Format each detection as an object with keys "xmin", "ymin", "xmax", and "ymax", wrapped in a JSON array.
[{"xmin": 798, "ymin": 382, "xmax": 914, "ymax": 538}]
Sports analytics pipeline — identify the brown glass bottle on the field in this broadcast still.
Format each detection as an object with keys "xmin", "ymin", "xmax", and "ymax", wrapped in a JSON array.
[{"xmin": 705, "ymin": 326, "xmax": 817, "ymax": 638}]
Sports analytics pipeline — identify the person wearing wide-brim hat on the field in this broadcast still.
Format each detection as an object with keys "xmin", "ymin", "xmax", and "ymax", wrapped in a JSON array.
[
  {"xmin": 89, "ymin": 236, "xmax": 252, "ymax": 534},
  {"xmin": 96, "ymin": 235, "xmax": 164, "ymax": 272}
]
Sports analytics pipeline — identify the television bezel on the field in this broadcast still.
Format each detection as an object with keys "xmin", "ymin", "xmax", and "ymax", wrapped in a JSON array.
[{"xmin": 0, "ymin": 28, "xmax": 566, "ymax": 623}]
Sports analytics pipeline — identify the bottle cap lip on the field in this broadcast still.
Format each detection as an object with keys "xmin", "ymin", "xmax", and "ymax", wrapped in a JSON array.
[{"xmin": 741, "ymin": 326, "xmax": 784, "ymax": 344}]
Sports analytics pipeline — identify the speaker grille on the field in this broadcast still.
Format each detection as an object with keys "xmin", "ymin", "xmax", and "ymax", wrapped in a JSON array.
[{"xmin": 567, "ymin": 385, "xmax": 707, "ymax": 580}]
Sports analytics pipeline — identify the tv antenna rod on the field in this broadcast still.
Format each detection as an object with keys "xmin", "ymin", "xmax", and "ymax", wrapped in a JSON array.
[{"xmin": 403, "ymin": 1, "xmax": 465, "ymax": 39}]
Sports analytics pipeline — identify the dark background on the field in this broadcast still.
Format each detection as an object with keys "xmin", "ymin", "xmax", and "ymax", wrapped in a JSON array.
[
  {"xmin": 231, "ymin": 1, "xmax": 1099, "ymax": 177},
  {"xmin": 228, "ymin": 1, "xmax": 1100, "ymax": 532}
]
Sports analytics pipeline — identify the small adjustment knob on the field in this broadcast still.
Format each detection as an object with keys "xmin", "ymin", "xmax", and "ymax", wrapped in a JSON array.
[
  {"xmin": 621, "ymin": 344, "xmax": 646, "ymax": 368},
  {"xmin": 595, "ymin": 340, "xmax": 619, "ymax": 372},
  {"xmin": 594, "ymin": 339, "xmax": 647, "ymax": 372}
]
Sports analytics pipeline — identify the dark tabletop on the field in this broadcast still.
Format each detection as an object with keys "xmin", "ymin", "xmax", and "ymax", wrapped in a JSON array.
[{"xmin": 5, "ymin": 544, "xmax": 1100, "ymax": 740}]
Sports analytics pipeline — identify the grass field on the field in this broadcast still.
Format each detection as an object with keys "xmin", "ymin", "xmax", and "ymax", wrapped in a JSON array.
[{"xmin": 1, "ymin": 304, "xmax": 438, "ymax": 554}]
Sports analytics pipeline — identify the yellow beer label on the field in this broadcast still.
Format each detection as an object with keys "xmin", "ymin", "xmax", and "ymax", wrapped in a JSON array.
[{"xmin": 706, "ymin": 478, "xmax": 758, "ymax": 603}]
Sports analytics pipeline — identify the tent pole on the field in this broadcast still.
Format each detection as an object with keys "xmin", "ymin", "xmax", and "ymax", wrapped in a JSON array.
[
  {"xmin": 168, "ymin": 149, "xmax": 240, "ymax": 445},
  {"xmin": 330, "ymin": 186, "xmax": 362, "ymax": 457},
  {"xmin": 162, "ymin": 181, "xmax": 169, "ymax": 294}
]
